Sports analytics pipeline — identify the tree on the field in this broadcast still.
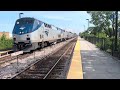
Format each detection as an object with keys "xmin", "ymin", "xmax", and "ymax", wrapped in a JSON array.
[
  {"xmin": 0, "ymin": 33, "xmax": 6, "ymax": 41},
  {"xmin": 0, "ymin": 34, "xmax": 13, "ymax": 50},
  {"xmin": 87, "ymin": 11, "xmax": 116, "ymax": 38}
]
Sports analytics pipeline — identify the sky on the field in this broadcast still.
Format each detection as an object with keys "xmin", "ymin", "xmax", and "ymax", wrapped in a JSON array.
[{"xmin": 0, "ymin": 11, "xmax": 94, "ymax": 37}]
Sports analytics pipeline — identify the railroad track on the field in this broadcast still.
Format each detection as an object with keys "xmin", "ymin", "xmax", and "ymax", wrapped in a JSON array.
[
  {"xmin": 0, "ymin": 52, "xmax": 32, "ymax": 66},
  {"xmin": 12, "ymin": 38, "xmax": 77, "ymax": 79},
  {"xmin": 0, "ymin": 40, "xmax": 65, "ymax": 66}
]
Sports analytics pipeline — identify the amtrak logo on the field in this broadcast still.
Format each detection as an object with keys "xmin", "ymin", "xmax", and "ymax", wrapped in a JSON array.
[
  {"xmin": 45, "ymin": 31, "xmax": 49, "ymax": 36},
  {"xmin": 20, "ymin": 27, "xmax": 25, "ymax": 30}
]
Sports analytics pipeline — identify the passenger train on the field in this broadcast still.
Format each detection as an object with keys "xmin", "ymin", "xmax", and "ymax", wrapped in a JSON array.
[{"xmin": 12, "ymin": 17, "xmax": 76, "ymax": 52}]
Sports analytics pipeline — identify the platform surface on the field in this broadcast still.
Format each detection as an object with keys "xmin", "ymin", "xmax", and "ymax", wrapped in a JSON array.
[
  {"xmin": 67, "ymin": 37, "xmax": 83, "ymax": 79},
  {"xmin": 80, "ymin": 38, "xmax": 120, "ymax": 79}
]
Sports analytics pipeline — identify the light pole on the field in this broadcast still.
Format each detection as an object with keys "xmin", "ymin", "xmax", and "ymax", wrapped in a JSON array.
[
  {"xmin": 19, "ymin": 13, "xmax": 24, "ymax": 19},
  {"xmin": 84, "ymin": 25, "xmax": 85, "ymax": 31},
  {"xmin": 86, "ymin": 19, "xmax": 89, "ymax": 29},
  {"xmin": 84, "ymin": 25, "xmax": 85, "ymax": 38}
]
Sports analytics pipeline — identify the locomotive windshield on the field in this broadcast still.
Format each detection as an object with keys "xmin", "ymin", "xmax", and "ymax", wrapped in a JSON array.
[
  {"xmin": 13, "ymin": 18, "xmax": 42, "ymax": 35},
  {"xmin": 13, "ymin": 18, "xmax": 34, "ymax": 35},
  {"xmin": 16, "ymin": 18, "xmax": 34, "ymax": 25},
  {"xmin": 13, "ymin": 18, "xmax": 43, "ymax": 35}
]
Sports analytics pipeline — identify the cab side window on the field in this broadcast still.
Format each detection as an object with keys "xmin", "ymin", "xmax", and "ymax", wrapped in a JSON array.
[{"xmin": 32, "ymin": 20, "xmax": 38, "ymax": 31}]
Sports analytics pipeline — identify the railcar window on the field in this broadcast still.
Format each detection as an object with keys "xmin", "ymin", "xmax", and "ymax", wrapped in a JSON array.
[
  {"xmin": 44, "ymin": 23, "xmax": 46, "ymax": 27},
  {"xmin": 48, "ymin": 25, "xmax": 51, "ymax": 28},
  {"xmin": 44, "ymin": 23, "xmax": 51, "ymax": 28},
  {"xmin": 49, "ymin": 25, "xmax": 51, "ymax": 28}
]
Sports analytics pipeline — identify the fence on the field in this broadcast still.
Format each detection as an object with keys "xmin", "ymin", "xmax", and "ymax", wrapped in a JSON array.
[{"xmin": 84, "ymin": 36, "xmax": 120, "ymax": 59}]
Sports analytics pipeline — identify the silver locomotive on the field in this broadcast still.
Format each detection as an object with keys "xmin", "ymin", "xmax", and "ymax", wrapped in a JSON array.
[{"xmin": 12, "ymin": 17, "xmax": 76, "ymax": 52}]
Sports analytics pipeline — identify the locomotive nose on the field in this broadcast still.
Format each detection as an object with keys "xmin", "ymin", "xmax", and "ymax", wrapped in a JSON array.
[{"xmin": 18, "ymin": 42, "xmax": 25, "ymax": 50}]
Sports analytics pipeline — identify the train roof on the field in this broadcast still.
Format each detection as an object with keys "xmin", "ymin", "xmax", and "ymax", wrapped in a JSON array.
[
  {"xmin": 16, "ymin": 17, "xmax": 74, "ymax": 33},
  {"xmin": 17, "ymin": 17, "xmax": 63, "ymax": 29},
  {"xmin": 16, "ymin": 17, "xmax": 35, "ymax": 21}
]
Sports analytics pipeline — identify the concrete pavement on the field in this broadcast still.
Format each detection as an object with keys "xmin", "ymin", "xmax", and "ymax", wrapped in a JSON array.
[{"xmin": 80, "ymin": 38, "xmax": 120, "ymax": 79}]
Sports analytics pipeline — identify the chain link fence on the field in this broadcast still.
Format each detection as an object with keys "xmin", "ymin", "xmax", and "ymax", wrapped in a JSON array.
[{"xmin": 84, "ymin": 36, "xmax": 120, "ymax": 59}]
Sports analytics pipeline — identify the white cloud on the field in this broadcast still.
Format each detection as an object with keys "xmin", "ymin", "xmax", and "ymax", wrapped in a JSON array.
[{"xmin": 43, "ymin": 15, "xmax": 72, "ymax": 21}]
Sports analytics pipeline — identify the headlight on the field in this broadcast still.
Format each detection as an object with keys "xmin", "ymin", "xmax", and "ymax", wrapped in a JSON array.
[{"xmin": 13, "ymin": 38, "xmax": 16, "ymax": 41}]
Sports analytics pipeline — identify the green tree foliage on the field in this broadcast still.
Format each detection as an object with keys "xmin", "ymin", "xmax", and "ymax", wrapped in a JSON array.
[
  {"xmin": 0, "ymin": 34, "xmax": 13, "ymax": 50},
  {"xmin": 80, "ymin": 11, "xmax": 120, "ymax": 53},
  {"xmin": 87, "ymin": 11, "xmax": 115, "ymax": 38}
]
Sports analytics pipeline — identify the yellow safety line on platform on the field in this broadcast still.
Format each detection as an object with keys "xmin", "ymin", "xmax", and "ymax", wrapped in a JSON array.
[{"xmin": 67, "ymin": 37, "xmax": 83, "ymax": 79}]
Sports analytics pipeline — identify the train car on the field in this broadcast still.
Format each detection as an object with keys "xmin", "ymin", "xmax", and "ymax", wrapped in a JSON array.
[{"xmin": 12, "ymin": 17, "xmax": 75, "ymax": 52}]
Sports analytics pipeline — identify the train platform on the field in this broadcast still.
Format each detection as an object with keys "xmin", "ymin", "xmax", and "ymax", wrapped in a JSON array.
[
  {"xmin": 67, "ymin": 37, "xmax": 120, "ymax": 79},
  {"xmin": 67, "ymin": 37, "xmax": 83, "ymax": 79},
  {"xmin": 80, "ymin": 38, "xmax": 120, "ymax": 79}
]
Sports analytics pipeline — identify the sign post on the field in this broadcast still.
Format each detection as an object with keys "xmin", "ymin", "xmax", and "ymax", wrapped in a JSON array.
[
  {"xmin": 17, "ymin": 55, "xmax": 19, "ymax": 73},
  {"xmin": 34, "ymin": 46, "xmax": 35, "ymax": 60},
  {"xmin": 11, "ymin": 51, "xmax": 23, "ymax": 73}
]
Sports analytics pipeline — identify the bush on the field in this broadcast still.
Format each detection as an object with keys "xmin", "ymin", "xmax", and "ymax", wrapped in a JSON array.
[
  {"xmin": 95, "ymin": 37, "xmax": 113, "ymax": 53},
  {"xmin": 0, "ymin": 34, "xmax": 13, "ymax": 51}
]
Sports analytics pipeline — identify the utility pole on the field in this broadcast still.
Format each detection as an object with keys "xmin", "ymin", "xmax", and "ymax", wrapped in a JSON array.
[{"xmin": 114, "ymin": 11, "xmax": 118, "ymax": 51}]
